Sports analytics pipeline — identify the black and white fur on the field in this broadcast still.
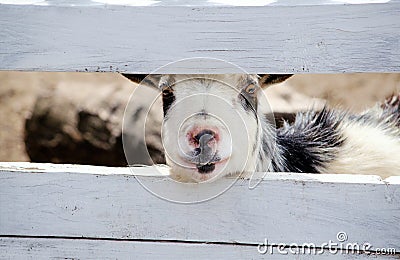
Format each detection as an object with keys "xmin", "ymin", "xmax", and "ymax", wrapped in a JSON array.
[{"xmin": 124, "ymin": 74, "xmax": 400, "ymax": 182}]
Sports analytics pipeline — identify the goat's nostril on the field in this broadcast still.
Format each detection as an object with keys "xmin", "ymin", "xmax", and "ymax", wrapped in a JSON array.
[{"xmin": 194, "ymin": 147, "xmax": 201, "ymax": 156}]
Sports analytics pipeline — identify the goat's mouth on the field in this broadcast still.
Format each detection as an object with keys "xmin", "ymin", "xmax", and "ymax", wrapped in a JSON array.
[
  {"xmin": 174, "ymin": 152, "xmax": 230, "ymax": 179},
  {"xmin": 196, "ymin": 163, "xmax": 216, "ymax": 174},
  {"xmin": 169, "ymin": 156, "xmax": 230, "ymax": 183},
  {"xmin": 194, "ymin": 154, "xmax": 220, "ymax": 174},
  {"xmin": 194, "ymin": 157, "xmax": 229, "ymax": 175},
  {"xmin": 181, "ymin": 151, "xmax": 222, "ymax": 171}
]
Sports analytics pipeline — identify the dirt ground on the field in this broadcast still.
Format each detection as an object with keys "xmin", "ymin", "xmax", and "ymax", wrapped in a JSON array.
[{"xmin": 0, "ymin": 72, "xmax": 399, "ymax": 162}]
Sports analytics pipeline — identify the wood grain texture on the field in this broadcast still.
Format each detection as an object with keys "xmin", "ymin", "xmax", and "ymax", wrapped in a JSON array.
[
  {"xmin": 0, "ymin": 163, "xmax": 399, "ymax": 253},
  {"xmin": 0, "ymin": 3, "xmax": 399, "ymax": 73},
  {"xmin": 0, "ymin": 237, "xmax": 398, "ymax": 259},
  {"xmin": 1, "ymin": 0, "xmax": 398, "ymax": 6}
]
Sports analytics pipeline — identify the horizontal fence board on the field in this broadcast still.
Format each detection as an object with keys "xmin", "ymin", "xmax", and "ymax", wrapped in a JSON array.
[
  {"xmin": 0, "ymin": 3, "xmax": 399, "ymax": 73},
  {"xmin": 1, "ymin": 237, "xmax": 397, "ymax": 259},
  {"xmin": 1, "ymin": 162, "xmax": 399, "ymax": 252},
  {"xmin": 2, "ymin": 0, "xmax": 400, "ymax": 7}
]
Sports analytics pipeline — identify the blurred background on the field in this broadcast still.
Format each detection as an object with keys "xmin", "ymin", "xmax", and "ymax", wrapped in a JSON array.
[{"xmin": 0, "ymin": 72, "xmax": 399, "ymax": 166}]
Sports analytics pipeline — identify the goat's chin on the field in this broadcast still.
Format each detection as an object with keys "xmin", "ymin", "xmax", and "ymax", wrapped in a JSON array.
[{"xmin": 168, "ymin": 158, "xmax": 230, "ymax": 183}]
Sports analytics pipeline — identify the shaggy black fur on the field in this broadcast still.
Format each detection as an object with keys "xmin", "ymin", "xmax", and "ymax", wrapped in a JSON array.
[
  {"xmin": 268, "ymin": 95, "xmax": 400, "ymax": 173},
  {"xmin": 270, "ymin": 108, "xmax": 345, "ymax": 173}
]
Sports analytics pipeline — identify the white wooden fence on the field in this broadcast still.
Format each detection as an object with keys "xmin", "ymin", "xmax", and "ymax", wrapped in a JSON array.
[
  {"xmin": 0, "ymin": 0, "xmax": 399, "ymax": 73},
  {"xmin": 1, "ymin": 162, "xmax": 399, "ymax": 259},
  {"xmin": 1, "ymin": 0, "xmax": 400, "ymax": 259}
]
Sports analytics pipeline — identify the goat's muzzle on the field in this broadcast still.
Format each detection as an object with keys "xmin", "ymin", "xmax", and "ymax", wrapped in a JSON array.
[{"xmin": 185, "ymin": 128, "xmax": 221, "ymax": 173}]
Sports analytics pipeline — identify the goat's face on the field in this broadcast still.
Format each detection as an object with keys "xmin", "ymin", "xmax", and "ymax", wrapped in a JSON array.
[
  {"xmin": 160, "ymin": 75, "xmax": 263, "ymax": 182},
  {"xmin": 123, "ymin": 73, "xmax": 292, "ymax": 183}
]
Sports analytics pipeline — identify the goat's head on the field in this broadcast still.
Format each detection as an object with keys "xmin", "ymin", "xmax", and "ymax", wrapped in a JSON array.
[{"xmin": 124, "ymin": 74, "xmax": 292, "ymax": 182}]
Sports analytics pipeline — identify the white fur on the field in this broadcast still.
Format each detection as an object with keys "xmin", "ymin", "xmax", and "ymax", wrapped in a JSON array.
[{"xmin": 322, "ymin": 117, "xmax": 400, "ymax": 178}]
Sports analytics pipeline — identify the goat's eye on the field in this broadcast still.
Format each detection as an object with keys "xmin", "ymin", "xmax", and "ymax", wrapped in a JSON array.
[{"xmin": 245, "ymin": 84, "xmax": 256, "ymax": 94}]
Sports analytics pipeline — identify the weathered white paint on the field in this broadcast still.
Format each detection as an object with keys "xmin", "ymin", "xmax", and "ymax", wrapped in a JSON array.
[
  {"xmin": 0, "ymin": 161, "xmax": 169, "ymax": 176},
  {"xmin": 0, "ymin": 0, "xmax": 396, "ymax": 6},
  {"xmin": 0, "ymin": 162, "xmax": 399, "ymax": 255},
  {"xmin": 0, "ymin": 3, "xmax": 399, "ymax": 73},
  {"xmin": 0, "ymin": 161, "xmax": 391, "ymax": 182},
  {"xmin": 0, "ymin": 0, "xmax": 47, "ymax": 4},
  {"xmin": 0, "ymin": 237, "xmax": 398, "ymax": 259}
]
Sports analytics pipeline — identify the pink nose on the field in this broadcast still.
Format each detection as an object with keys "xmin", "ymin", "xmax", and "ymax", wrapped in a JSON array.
[{"xmin": 187, "ymin": 128, "xmax": 218, "ymax": 148}]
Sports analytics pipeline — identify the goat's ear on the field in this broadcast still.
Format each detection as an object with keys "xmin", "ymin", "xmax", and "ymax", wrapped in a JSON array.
[
  {"xmin": 121, "ymin": 73, "xmax": 162, "ymax": 89},
  {"xmin": 258, "ymin": 74, "xmax": 293, "ymax": 88}
]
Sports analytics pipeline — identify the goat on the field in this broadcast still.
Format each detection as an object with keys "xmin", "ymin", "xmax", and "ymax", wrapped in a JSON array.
[{"xmin": 123, "ymin": 74, "xmax": 400, "ymax": 183}]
